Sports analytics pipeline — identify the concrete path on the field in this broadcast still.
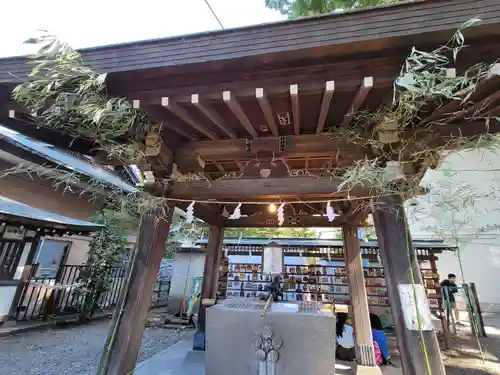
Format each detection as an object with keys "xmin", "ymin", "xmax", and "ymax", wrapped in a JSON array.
[
  {"xmin": 134, "ymin": 339, "xmax": 204, "ymax": 375},
  {"xmin": 134, "ymin": 337, "xmax": 402, "ymax": 375}
]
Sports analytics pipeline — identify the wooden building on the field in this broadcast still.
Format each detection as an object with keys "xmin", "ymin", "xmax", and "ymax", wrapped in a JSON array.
[
  {"xmin": 0, "ymin": 195, "xmax": 102, "ymax": 324},
  {"xmin": 1, "ymin": 0, "xmax": 500, "ymax": 374}
]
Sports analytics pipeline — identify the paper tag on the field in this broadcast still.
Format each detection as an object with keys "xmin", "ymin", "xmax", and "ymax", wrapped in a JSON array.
[{"xmin": 398, "ymin": 284, "xmax": 434, "ymax": 331}]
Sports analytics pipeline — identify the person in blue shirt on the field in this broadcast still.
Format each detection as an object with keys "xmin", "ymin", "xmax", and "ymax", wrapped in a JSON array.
[{"xmin": 370, "ymin": 313, "xmax": 390, "ymax": 364}]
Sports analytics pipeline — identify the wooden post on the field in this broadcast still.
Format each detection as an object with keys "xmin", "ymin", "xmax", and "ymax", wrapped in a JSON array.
[
  {"xmin": 97, "ymin": 205, "xmax": 174, "ymax": 375},
  {"xmin": 470, "ymin": 283, "xmax": 487, "ymax": 337},
  {"xmin": 193, "ymin": 218, "xmax": 224, "ymax": 351},
  {"xmin": 373, "ymin": 195, "xmax": 445, "ymax": 375},
  {"xmin": 342, "ymin": 224, "xmax": 382, "ymax": 375}
]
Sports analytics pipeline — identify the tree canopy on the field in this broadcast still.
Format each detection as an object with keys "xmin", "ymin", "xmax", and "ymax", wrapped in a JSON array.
[{"xmin": 265, "ymin": 0, "xmax": 405, "ymax": 18}]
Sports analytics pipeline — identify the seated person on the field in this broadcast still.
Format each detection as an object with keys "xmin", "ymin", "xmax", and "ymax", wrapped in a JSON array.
[
  {"xmin": 335, "ymin": 313, "xmax": 355, "ymax": 361},
  {"xmin": 265, "ymin": 275, "xmax": 283, "ymax": 302},
  {"xmin": 370, "ymin": 313, "xmax": 391, "ymax": 365}
]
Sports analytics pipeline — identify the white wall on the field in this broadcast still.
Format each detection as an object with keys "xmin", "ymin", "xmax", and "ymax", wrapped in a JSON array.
[
  {"xmin": 407, "ymin": 148, "xmax": 500, "ymax": 312},
  {"xmin": 0, "ymin": 286, "xmax": 17, "ymax": 320},
  {"xmin": 0, "ymin": 242, "xmax": 32, "ymax": 321}
]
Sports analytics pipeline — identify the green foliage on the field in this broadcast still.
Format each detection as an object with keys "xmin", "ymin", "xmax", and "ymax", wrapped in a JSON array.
[
  {"xmin": 75, "ymin": 209, "xmax": 133, "ymax": 318},
  {"xmin": 265, "ymin": 0, "xmax": 404, "ymax": 18},
  {"xmin": 224, "ymin": 227, "xmax": 317, "ymax": 238},
  {"xmin": 13, "ymin": 34, "xmax": 147, "ymax": 165}
]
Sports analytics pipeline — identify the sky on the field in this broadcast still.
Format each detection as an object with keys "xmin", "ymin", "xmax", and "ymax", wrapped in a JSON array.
[{"xmin": 0, "ymin": 0, "xmax": 285, "ymax": 58}]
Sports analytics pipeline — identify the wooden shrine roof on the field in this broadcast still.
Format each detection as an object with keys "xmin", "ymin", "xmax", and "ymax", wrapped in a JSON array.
[
  {"xmin": 196, "ymin": 237, "xmax": 456, "ymax": 251},
  {"xmin": 1, "ymin": 0, "xmax": 500, "ymax": 226}
]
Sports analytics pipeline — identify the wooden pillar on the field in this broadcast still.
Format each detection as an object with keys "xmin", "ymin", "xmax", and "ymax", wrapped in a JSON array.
[
  {"xmin": 193, "ymin": 218, "xmax": 224, "ymax": 351},
  {"xmin": 97, "ymin": 205, "xmax": 174, "ymax": 375},
  {"xmin": 373, "ymin": 195, "xmax": 445, "ymax": 375},
  {"xmin": 342, "ymin": 224, "xmax": 382, "ymax": 375}
]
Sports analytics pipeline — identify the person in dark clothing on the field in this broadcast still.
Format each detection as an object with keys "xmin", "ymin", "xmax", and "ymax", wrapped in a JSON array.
[
  {"xmin": 265, "ymin": 275, "xmax": 283, "ymax": 302},
  {"xmin": 441, "ymin": 273, "xmax": 459, "ymax": 322}
]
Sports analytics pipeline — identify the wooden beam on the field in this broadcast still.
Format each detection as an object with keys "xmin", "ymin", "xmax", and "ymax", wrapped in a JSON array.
[
  {"xmin": 342, "ymin": 224, "xmax": 380, "ymax": 371},
  {"xmin": 316, "ymin": 80, "xmax": 335, "ymax": 133},
  {"xmin": 175, "ymin": 133, "xmax": 366, "ymax": 165},
  {"xmin": 169, "ymin": 176, "xmax": 371, "ymax": 200},
  {"xmin": 442, "ymin": 88, "xmax": 500, "ymax": 124},
  {"xmin": 224, "ymin": 213, "xmax": 345, "ymax": 228},
  {"xmin": 342, "ymin": 77, "xmax": 373, "ymax": 127},
  {"xmin": 98, "ymin": 205, "xmax": 174, "ymax": 375},
  {"xmin": 290, "ymin": 84, "xmax": 300, "ymax": 135},
  {"xmin": 161, "ymin": 97, "xmax": 218, "ymax": 140},
  {"xmin": 143, "ymin": 105, "xmax": 198, "ymax": 141},
  {"xmin": 373, "ymin": 195, "xmax": 445, "ymax": 375},
  {"xmin": 255, "ymin": 88, "xmax": 279, "ymax": 136},
  {"xmin": 419, "ymin": 64, "xmax": 500, "ymax": 126},
  {"xmin": 194, "ymin": 219, "xmax": 224, "ymax": 351},
  {"xmin": 222, "ymin": 91, "xmax": 258, "ymax": 139},
  {"xmin": 191, "ymin": 94, "xmax": 237, "ymax": 138}
]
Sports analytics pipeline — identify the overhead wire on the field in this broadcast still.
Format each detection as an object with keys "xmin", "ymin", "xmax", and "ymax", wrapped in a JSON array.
[{"xmin": 204, "ymin": 0, "xmax": 224, "ymax": 29}]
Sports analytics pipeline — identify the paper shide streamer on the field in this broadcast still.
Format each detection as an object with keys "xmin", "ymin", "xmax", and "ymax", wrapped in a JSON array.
[
  {"xmin": 277, "ymin": 203, "xmax": 285, "ymax": 226},
  {"xmin": 185, "ymin": 201, "xmax": 195, "ymax": 223},
  {"xmin": 326, "ymin": 201, "xmax": 338, "ymax": 222},
  {"xmin": 229, "ymin": 203, "xmax": 242, "ymax": 220}
]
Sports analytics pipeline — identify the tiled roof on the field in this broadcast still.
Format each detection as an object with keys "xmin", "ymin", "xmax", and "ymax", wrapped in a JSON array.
[
  {"xmin": 0, "ymin": 124, "xmax": 136, "ymax": 193},
  {"xmin": 0, "ymin": 195, "xmax": 102, "ymax": 232},
  {"xmin": 196, "ymin": 237, "xmax": 455, "ymax": 249}
]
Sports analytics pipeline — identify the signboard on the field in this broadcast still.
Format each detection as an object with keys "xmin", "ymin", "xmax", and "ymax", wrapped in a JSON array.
[
  {"xmin": 398, "ymin": 284, "xmax": 434, "ymax": 331},
  {"xmin": 262, "ymin": 242, "xmax": 284, "ymax": 275}
]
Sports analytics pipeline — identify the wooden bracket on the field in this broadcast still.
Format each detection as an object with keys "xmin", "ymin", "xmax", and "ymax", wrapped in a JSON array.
[
  {"xmin": 144, "ymin": 125, "xmax": 173, "ymax": 179},
  {"xmin": 376, "ymin": 118, "xmax": 399, "ymax": 143}
]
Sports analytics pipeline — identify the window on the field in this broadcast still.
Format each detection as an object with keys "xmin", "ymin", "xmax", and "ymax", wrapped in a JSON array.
[{"xmin": 34, "ymin": 239, "xmax": 70, "ymax": 279}]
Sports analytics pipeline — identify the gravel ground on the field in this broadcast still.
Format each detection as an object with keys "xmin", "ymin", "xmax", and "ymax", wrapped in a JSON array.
[
  {"xmin": 0, "ymin": 320, "xmax": 180, "ymax": 375},
  {"xmin": 442, "ymin": 314, "xmax": 500, "ymax": 375}
]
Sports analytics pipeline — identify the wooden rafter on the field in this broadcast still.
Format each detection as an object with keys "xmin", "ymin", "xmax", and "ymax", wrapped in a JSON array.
[
  {"xmin": 162, "ymin": 121, "xmax": 198, "ymax": 141},
  {"xmin": 290, "ymin": 84, "xmax": 300, "ymax": 135},
  {"xmin": 213, "ymin": 161, "xmax": 225, "ymax": 174},
  {"xmin": 342, "ymin": 77, "xmax": 373, "ymax": 127},
  {"xmin": 222, "ymin": 91, "xmax": 258, "ymax": 139},
  {"xmin": 419, "ymin": 65, "xmax": 500, "ymax": 126},
  {"xmin": 139, "ymin": 105, "xmax": 199, "ymax": 141},
  {"xmin": 316, "ymin": 80, "xmax": 335, "ymax": 133},
  {"xmin": 191, "ymin": 94, "xmax": 237, "ymax": 139},
  {"xmin": 161, "ymin": 97, "xmax": 218, "ymax": 140},
  {"xmin": 255, "ymin": 88, "xmax": 279, "ymax": 136},
  {"xmin": 442, "ymin": 89, "xmax": 500, "ymax": 124}
]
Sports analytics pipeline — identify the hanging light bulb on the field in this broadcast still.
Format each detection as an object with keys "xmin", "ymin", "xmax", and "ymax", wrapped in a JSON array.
[{"xmin": 268, "ymin": 203, "xmax": 277, "ymax": 213}]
